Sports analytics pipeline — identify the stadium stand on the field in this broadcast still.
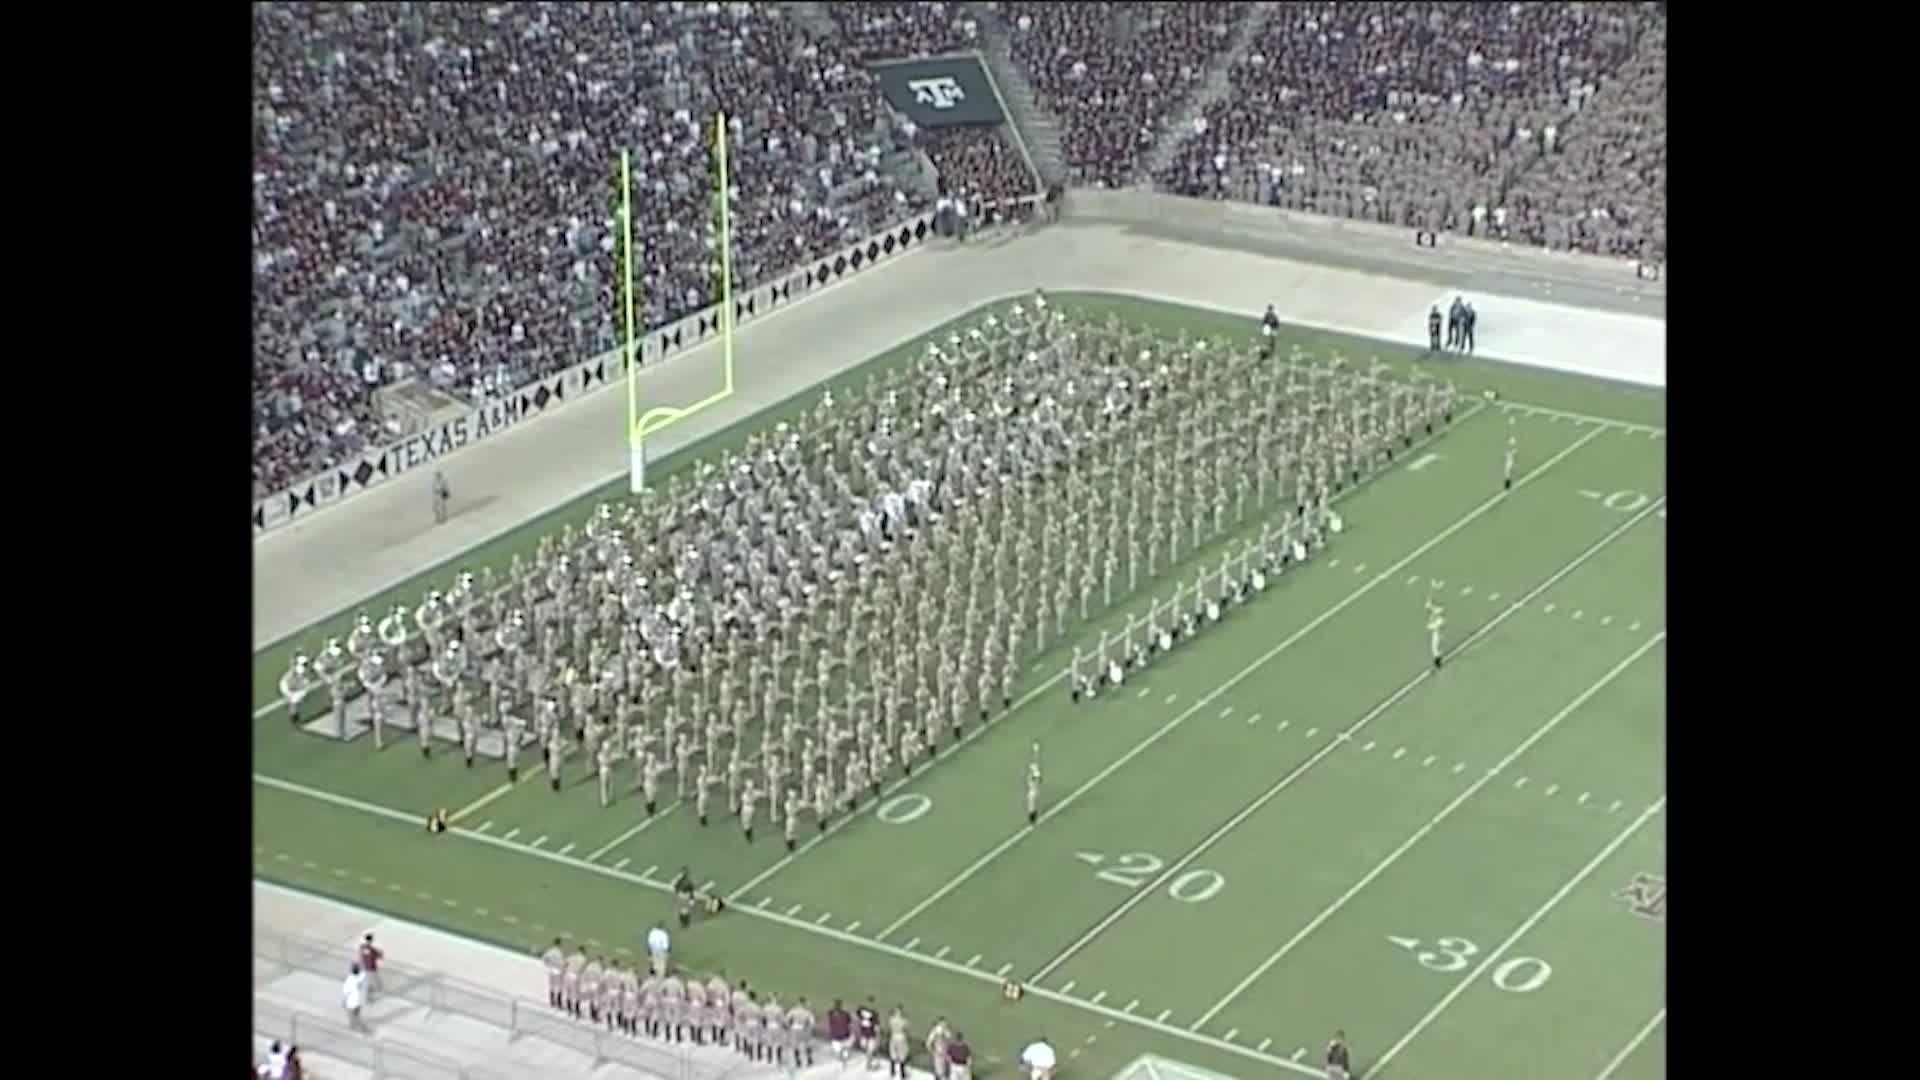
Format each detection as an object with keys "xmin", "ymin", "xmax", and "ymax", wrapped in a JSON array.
[
  {"xmin": 994, "ymin": 1, "xmax": 1248, "ymax": 188},
  {"xmin": 252, "ymin": 2, "xmax": 927, "ymax": 499},
  {"xmin": 1155, "ymin": 2, "xmax": 1666, "ymax": 261}
]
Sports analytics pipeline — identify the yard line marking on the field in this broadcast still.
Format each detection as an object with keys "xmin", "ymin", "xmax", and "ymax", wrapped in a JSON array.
[
  {"xmin": 1365, "ymin": 796, "xmax": 1668, "ymax": 1077},
  {"xmin": 1258, "ymin": 1038, "xmax": 1273, "ymax": 1052},
  {"xmin": 1026, "ymin": 492, "xmax": 1658, "ymax": 990},
  {"xmin": 966, "ymin": 955, "xmax": 982, "ymax": 968},
  {"xmin": 1291, "ymin": 1048, "xmax": 1306, "ymax": 1062},
  {"xmin": 641, "ymin": 865, "xmax": 658, "ymax": 879},
  {"xmin": 530, "ymin": 835, "xmax": 548, "ymax": 849},
  {"xmin": 904, "ymin": 937, "xmax": 920, "ymax": 951},
  {"xmin": 758, "ymin": 897, "xmax": 772, "ymax": 910},
  {"xmin": 1494, "ymin": 399, "xmax": 1662, "ymax": 433},
  {"xmin": 475, "ymin": 821, "xmax": 493, "ymax": 833},
  {"xmin": 815, "ymin": 912, "xmax": 832, "ymax": 925},
  {"xmin": 584, "ymin": 801, "xmax": 684, "ymax": 861},
  {"xmin": 1595, "ymin": 1007, "xmax": 1667, "ymax": 1080},
  {"xmin": 790, "ymin": 905, "xmax": 805, "ymax": 917},
  {"xmin": 1061, "ymin": 980, "xmax": 1077, "ymax": 995},
  {"xmin": 880, "ymin": 413, "xmax": 1580, "ymax": 940},
  {"xmin": 936, "ymin": 946, "xmax": 952, "ymax": 960},
  {"xmin": 1224, "ymin": 1029, "xmax": 1239, "ymax": 1042},
  {"xmin": 999, "ymin": 963, "xmax": 1015, "ymax": 977},
  {"xmin": 1190, "ymin": 632, "xmax": 1665, "ymax": 1028},
  {"xmin": 1091, "ymin": 991, "xmax": 1108, "ymax": 1005},
  {"xmin": 613, "ymin": 858, "xmax": 630, "ymax": 870},
  {"xmin": 557, "ymin": 843, "xmax": 575, "ymax": 856},
  {"xmin": 1124, "ymin": 1000, "xmax": 1139, "ymax": 1014},
  {"xmin": 502, "ymin": 829, "xmax": 520, "ymax": 841},
  {"xmin": 1156, "ymin": 1009, "xmax": 1173, "ymax": 1023},
  {"xmin": 846, "ymin": 920, "xmax": 862, "ymax": 933},
  {"xmin": 448, "ymin": 782, "xmax": 515, "ymax": 824}
]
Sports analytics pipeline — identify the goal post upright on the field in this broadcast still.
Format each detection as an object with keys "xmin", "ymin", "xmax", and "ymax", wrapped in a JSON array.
[{"xmin": 620, "ymin": 147, "xmax": 646, "ymax": 493}]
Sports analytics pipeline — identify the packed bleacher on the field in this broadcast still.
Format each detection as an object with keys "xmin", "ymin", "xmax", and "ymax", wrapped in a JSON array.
[
  {"xmin": 995, "ymin": 1, "xmax": 1247, "ymax": 189},
  {"xmin": 253, "ymin": 2, "xmax": 923, "ymax": 498},
  {"xmin": 1156, "ymin": 2, "xmax": 1667, "ymax": 262}
]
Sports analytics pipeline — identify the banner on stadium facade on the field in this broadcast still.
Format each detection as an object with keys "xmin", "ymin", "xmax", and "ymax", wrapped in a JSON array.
[
  {"xmin": 871, "ymin": 55, "xmax": 1007, "ymax": 128},
  {"xmin": 253, "ymin": 208, "xmax": 942, "ymax": 536}
]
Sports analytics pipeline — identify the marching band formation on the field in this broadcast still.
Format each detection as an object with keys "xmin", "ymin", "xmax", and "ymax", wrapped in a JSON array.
[{"xmin": 278, "ymin": 294, "xmax": 1457, "ymax": 843}]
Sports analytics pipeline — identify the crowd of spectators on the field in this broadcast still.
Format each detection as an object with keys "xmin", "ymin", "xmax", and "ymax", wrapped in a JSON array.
[
  {"xmin": 1156, "ymin": 2, "xmax": 1666, "ymax": 262},
  {"xmin": 829, "ymin": 0, "xmax": 979, "ymax": 65},
  {"xmin": 252, "ymin": 2, "xmax": 932, "ymax": 498},
  {"xmin": 995, "ymin": 1, "xmax": 1246, "ymax": 189}
]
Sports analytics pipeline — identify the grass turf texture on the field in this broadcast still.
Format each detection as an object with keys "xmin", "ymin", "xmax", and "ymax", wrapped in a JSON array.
[{"xmin": 254, "ymin": 293, "xmax": 1666, "ymax": 1079}]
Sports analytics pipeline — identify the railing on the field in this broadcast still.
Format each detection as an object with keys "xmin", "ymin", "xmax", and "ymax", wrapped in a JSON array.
[{"xmin": 254, "ymin": 928, "xmax": 714, "ymax": 1080}]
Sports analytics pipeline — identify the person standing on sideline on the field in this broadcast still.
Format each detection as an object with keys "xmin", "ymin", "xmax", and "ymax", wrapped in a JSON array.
[
  {"xmin": 341, "ymin": 963, "xmax": 368, "ymax": 1031},
  {"xmin": 356, "ymin": 934, "xmax": 384, "ymax": 1000},
  {"xmin": 646, "ymin": 922, "xmax": 671, "ymax": 976},
  {"xmin": 1461, "ymin": 302, "xmax": 1478, "ymax": 354},
  {"xmin": 1427, "ymin": 305, "xmax": 1443, "ymax": 352},
  {"xmin": 1446, "ymin": 298, "xmax": 1463, "ymax": 350},
  {"xmin": 1326, "ymin": 1030, "xmax": 1353, "ymax": 1079},
  {"xmin": 431, "ymin": 469, "xmax": 451, "ymax": 525}
]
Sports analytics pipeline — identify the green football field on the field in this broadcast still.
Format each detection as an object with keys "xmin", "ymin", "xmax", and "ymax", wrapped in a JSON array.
[{"xmin": 253, "ymin": 294, "xmax": 1666, "ymax": 1080}]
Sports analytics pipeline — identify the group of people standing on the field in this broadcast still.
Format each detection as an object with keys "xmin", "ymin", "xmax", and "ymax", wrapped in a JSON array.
[{"xmin": 1427, "ymin": 296, "xmax": 1479, "ymax": 354}]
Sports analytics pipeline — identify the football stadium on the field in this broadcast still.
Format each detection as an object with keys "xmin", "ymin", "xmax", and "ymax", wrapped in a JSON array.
[{"xmin": 252, "ymin": 5, "xmax": 1666, "ymax": 1080}]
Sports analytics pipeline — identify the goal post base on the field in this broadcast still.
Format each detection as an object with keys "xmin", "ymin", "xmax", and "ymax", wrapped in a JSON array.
[{"xmin": 629, "ymin": 440, "xmax": 647, "ymax": 493}]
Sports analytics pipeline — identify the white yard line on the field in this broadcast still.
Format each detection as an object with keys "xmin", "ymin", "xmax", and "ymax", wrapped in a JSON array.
[
  {"xmin": 1030, "ymin": 499, "xmax": 1663, "ymax": 987},
  {"xmin": 874, "ymin": 425, "xmax": 1606, "ymax": 942},
  {"xmin": 1190, "ymin": 628, "xmax": 1665, "ymax": 1028},
  {"xmin": 448, "ymin": 780, "xmax": 521, "ymax": 824},
  {"xmin": 1494, "ymin": 399, "xmax": 1662, "ymax": 435},
  {"xmin": 583, "ymin": 801, "xmax": 684, "ymax": 862},
  {"xmin": 253, "ymin": 770, "xmax": 1324, "ymax": 1079},
  {"xmin": 1363, "ymin": 796, "xmax": 1669, "ymax": 1078},
  {"xmin": 1594, "ymin": 1007, "xmax": 1667, "ymax": 1080}
]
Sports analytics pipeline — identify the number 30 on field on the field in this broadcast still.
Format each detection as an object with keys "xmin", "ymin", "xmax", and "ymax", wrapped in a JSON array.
[{"xmin": 1389, "ymin": 934, "xmax": 1553, "ymax": 993}]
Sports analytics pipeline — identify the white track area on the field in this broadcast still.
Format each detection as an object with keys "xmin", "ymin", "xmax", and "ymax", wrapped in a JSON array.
[{"xmin": 252, "ymin": 223, "xmax": 1664, "ymax": 651}]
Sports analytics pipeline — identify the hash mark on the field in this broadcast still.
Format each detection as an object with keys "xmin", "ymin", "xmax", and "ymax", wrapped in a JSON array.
[
  {"xmin": 1461, "ymin": 585, "xmax": 1473, "ymax": 596},
  {"xmin": 815, "ymin": 912, "xmax": 832, "ymax": 925},
  {"xmin": 1124, "ymin": 1000, "xmax": 1139, "ymax": 1013},
  {"xmin": 757, "ymin": 897, "xmax": 772, "ymax": 910},
  {"xmin": 1276, "ymin": 720, "xmax": 1289, "ymax": 732},
  {"xmin": 1258, "ymin": 1038, "xmax": 1273, "ymax": 1052},
  {"xmin": 557, "ymin": 843, "xmax": 576, "ymax": 856},
  {"xmin": 1061, "ymin": 980, "xmax": 1077, "ymax": 995},
  {"xmin": 936, "ymin": 946, "xmax": 952, "ymax": 960},
  {"xmin": 1515, "ymin": 777, "xmax": 1529, "ymax": 789},
  {"xmin": 1422, "ymin": 755, "xmax": 1436, "ymax": 767},
  {"xmin": 1601, "ymin": 615, "xmax": 1614, "ymax": 626},
  {"xmin": 1543, "ymin": 603, "xmax": 1556, "ymax": 614},
  {"xmin": 502, "ymin": 828, "xmax": 520, "ymax": 841},
  {"xmin": 1429, "ymin": 579, "xmax": 1445, "ymax": 590},
  {"xmin": 966, "ymin": 955, "xmax": 982, "ymax": 968},
  {"xmin": 641, "ymin": 865, "xmax": 658, "ymax": 879},
  {"xmin": 530, "ymin": 836, "xmax": 548, "ymax": 848},
  {"xmin": 614, "ymin": 858, "xmax": 630, "ymax": 870},
  {"xmin": 1407, "ymin": 575, "xmax": 1422, "ymax": 586},
  {"xmin": 1544, "ymin": 784, "xmax": 1560, "ymax": 797},
  {"xmin": 387, "ymin": 883, "xmax": 402, "ymax": 892},
  {"xmin": 788, "ymin": 904, "xmax": 804, "ymax": 917},
  {"xmin": 1353, "ymin": 563, "xmax": 1367, "ymax": 574},
  {"xmin": 476, "ymin": 821, "xmax": 493, "ymax": 833},
  {"xmin": 1330, "ymin": 558, "xmax": 1342, "ymax": 568},
  {"xmin": 1156, "ymin": 1009, "xmax": 1173, "ymax": 1023},
  {"xmin": 1392, "ymin": 747, "xmax": 1407, "ymax": 760},
  {"xmin": 999, "ymin": 963, "xmax": 1014, "ymax": 977},
  {"xmin": 1091, "ymin": 991, "xmax": 1108, "ymax": 1005},
  {"xmin": 360, "ymin": 876, "xmax": 377, "ymax": 886},
  {"xmin": 1629, "ymin": 621, "xmax": 1643, "ymax": 631},
  {"xmin": 1136, "ymin": 688, "xmax": 1151, "ymax": 698},
  {"xmin": 331, "ymin": 867, "xmax": 348, "ymax": 878},
  {"xmin": 1220, "ymin": 707, "xmax": 1234, "ymax": 719},
  {"xmin": 846, "ymin": 920, "xmax": 862, "ymax": 933},
  {"xmin": 474, "ymin": 907, "xmax": 489, "ymax": 917},
  {"xmin": 416, "ymin": 892, "xmax": 432, "ymax": 901},
  {"xmin": 1247, "ymin": 713, "xmax": 1262, "ymax": 724},
  {"xmin": 503, "ymin": 915, "xmax": 519, "ymax": 925},
  {"xmin": 1165, "ymin": 693, "xmax": 1179, "ymax": 705},
  {"xmin": 1572, "ymin": 610, "xmax": 1585, "ymax": 620},
  {"xmin": 1577, "ymin": 792, "xmax": 1591, "ymax": 805},
  {"xmin": 1488, "ymin": 592, "xmax": 1501, "ymax": 603},
  {"xmin": 1305, "ymin": 728, "xmax": 1319, "ymax": 739},
  {"xmin": 1224, "ymin": 1029, "xmax": 1240, "ymax": 1042},
  {"xmin": 1292, "ymin": 1049, "xmax": 1307, "ymax": 1062},
  {"xmin": 444, "ymin": 898, "xmax": 458, "ymax": 908},
  {"xmin": 1362, "ymin": 741, "xmax": 1376, "ymax": 752},
  {"xmin": 1609, "ymin": 800, "xmax": 1623, "ymax": 813},
  {"xmin": 904, "ymin": 937, "xmax": 920, "ymax": 951},
  {"xmin": 1452, "ymin": 762, "xmax": 1466, "ymax": 774}
]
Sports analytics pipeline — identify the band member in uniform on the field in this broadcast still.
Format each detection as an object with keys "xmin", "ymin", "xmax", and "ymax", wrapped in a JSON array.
[
  {"xmin": 685, "ymin": 971, "xmax": 709, "ymax": 1045},
  {"xmin": 788, "ymin": 997, "xmax": 817, "ymax": 1068},
  {"xmin": 546, "ymin": 726, "xmax": 565, "ymax": 792},
  {"xmin": 1503, "ymin": 425, "xmax": 1517, "ymax": 492},
  {"xmin": 731, "ymin": 982, "xmax": 755, "ymax": 1055},
  {"xmin": 639, "ymin": 967, "xmax": 661, "ymax": 1038},
  {"xmin": 887, "ymin": 1005, "xmax": 912, "ymax": 1078},
  {"xmin": 1026, "ymin": 744, "xmax": 1042, "ymax": 826},
  {"xmin": 1427, "ymin": 599, "xmax": 1445, "ymax": 670},
  {"xmin": 737, "ymin": 991, "xmax": 763, "ymax": 1062},
  {"xmin": 784, "ymin": 788, "xmax": 802, "ymax": 852},
  {"xmin": 1326, "ymin": 1030, "xmax": 1353, "ymax": 1080},
  {"xmin": 826, "ymin": 998, "xmax": 853, "ymax": 1065},
  {"xmin": 563, "ymin": 943, "xmax": 587, "ymax": 1018},
  {"xmin": 660, "ymin": 965, "xmax": 687, "ymax": 1043},
  {"xmin": 541, "ymin": 937, "xmax": 565, "ymax": 1009},
  {"xmin": 504, "ymin": 715, "xmax": 522, "ymax": 783},
  {"xmin": 581, "ymin": 954, "xmax": 604, "ymax": 1023},
  {"xmin": 706, "ymin": 970, "xmax": 732, "ymax": 1046},
  {"xmin": 926, "ymin": 1016, "xmax": 953, "ymax": 1080}
]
